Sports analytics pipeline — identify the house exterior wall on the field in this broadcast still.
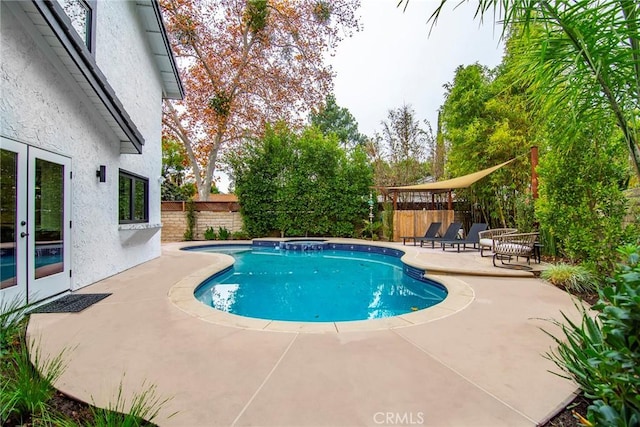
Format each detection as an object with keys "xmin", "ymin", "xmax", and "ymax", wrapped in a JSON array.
[{"xmin": 0, "ymin": 2, "xmax": 165, "ymax": 290}]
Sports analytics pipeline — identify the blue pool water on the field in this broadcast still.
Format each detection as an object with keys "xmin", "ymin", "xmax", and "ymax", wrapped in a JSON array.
[
  {"xmin": 0, "ymin": 253, "xmax": 63, "ymax": 283},
  {"xmin": 193, "ymin": 245, "xmax": 447, "ymax": 322}
]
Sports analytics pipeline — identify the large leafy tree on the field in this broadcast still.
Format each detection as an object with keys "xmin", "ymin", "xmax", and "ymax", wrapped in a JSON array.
[
  {"xmin": 230, "ymin": 123, "xmax": 372, "ymax": 237},
  {"xmin": 161, "ymin": 138, "xmax": 189, "ymax": 187},
  {"xmin": 440, "ymin": 57, "xmax": 534, "ymax": 226},
  {"xmin": 161, "ymin": 138, "xmax": 197, "ymax": 200},
  {"xmin": 400, "ymin": 0, "xmax": 640, "ymax": 179},
  {"xmin": 309, "ymin": 94, "xmax": 366, "ymax": 149},
  {"xmin": 368, "ymin": 104, "xmax": 432, "ymax": 188},
  {"xmin": 432, "ymin": 110, "xmax": 446, "ymax": 180},
  {"xmin": 161, "ymin": 0, "xmax": 360, "ymax": 198}
]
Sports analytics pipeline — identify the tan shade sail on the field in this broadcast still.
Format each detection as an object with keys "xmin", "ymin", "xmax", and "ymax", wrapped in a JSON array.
[{"xmin": 387, "ymin": 159, "xmax": 515, "ymax": 192}]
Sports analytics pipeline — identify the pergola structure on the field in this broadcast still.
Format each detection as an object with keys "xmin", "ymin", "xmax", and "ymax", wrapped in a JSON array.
[
  {"xmin": 381, "ymin": 159, "xmax": 517, "ymax": 241},
  {"xmin": 384, "ymin": 159, "xmax": 516, "ymax": 210}
]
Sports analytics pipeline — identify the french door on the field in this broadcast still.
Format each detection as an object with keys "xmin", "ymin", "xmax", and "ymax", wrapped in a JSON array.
[{"xmin": 1, "ymin": 137, "xmax": 71, "ymax": 306}]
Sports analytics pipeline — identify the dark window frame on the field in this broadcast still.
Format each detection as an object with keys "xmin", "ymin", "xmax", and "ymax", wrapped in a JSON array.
[
  {"xmin": 119, "ymin": 170, "xmax": 149, "ymax": 224},
  {"xmin": 51, "ymin": 0, "xmax": 97, "ymax": 54}
]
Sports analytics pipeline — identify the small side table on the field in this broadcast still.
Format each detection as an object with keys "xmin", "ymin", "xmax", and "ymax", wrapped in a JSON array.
[{"xmin": 533, "ymin": 243, "xmax": 543, "ymax": 264}]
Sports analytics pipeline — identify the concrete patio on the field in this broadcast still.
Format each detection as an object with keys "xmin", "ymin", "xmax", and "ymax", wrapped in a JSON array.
[{"xmin": 28, "ymin": 240, "xmax": 584, "ymax": 426}]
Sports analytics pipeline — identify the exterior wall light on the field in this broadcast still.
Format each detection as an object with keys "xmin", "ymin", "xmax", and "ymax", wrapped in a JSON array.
[{"xmin": 96, "ymin": 165, "xmax": 106, "ymax": 182}]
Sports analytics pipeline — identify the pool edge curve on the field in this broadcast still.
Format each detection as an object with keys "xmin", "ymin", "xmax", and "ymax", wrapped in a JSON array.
[{"xmin": 168, "ymin": 239, "xmax": 475, "ymax": 333}]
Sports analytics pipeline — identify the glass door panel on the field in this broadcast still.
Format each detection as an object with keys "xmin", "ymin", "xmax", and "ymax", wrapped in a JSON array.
[
  {"xmin": 34, "ymin": 158, "xmax": 65, "ymax": 279},
  {"xmin": 28, "ymin": 147, "xmax": 70, "ymax": 302},
  {"xmin": 0, "ymin": 139, "xmax": 27, "ymax": 306},
  {"xmin": 1, "ymin": 149, "xmax": 18, "ymax": 288},
  {"xmin": 0, "ymin": 140, "xmax": 70, "ymax": 305}
]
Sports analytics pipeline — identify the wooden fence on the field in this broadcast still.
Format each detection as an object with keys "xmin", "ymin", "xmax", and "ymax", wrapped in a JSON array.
[
  {"xmin": 161, "ymin": 200, "xmax": 240, "ymax": 212},
  {"xmin": 393, "ymin": 210, "xmax": 455, "ymax": 242}
]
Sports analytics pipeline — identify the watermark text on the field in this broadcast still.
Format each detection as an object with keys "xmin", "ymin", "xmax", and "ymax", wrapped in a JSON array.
[{"xmin": 373, "ymin": 411, "xmax": 425, "ymax": 425}]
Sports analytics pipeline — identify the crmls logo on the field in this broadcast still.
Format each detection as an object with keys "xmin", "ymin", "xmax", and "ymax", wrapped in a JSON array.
[{"xmin": 373, "ymin": 412, "xmax": 425, "ymax": 425}]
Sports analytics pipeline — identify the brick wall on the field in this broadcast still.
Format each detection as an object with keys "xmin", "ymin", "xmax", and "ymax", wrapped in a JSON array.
[{"xmin": 161, "ymin": 211, "xmax": 244, "ymax": 242}]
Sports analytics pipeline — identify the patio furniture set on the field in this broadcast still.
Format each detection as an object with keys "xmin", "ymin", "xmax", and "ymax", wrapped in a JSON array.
[{"xmin": 402, "ymin": 223, "xmax": 540, "ymax": 269}]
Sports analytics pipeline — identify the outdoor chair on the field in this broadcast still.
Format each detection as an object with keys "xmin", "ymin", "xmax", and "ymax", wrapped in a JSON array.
[
  {"xmin": 492, "ymin": 232, "xmax": 539, "ymax": 269},
  {"xmin": 478, "ymin": 228, "xmax": 518, "ymax": 257},
  {"xmin": 418, "ymin": 222, "xmax": 462, "ymax": 248},
  {"xmin": 401, "ymin": 222, "xmax": 441, "ymax": 246},
  {"xmin": 440, "ymin": 223, "xmax": 488, "ymax": 252}
]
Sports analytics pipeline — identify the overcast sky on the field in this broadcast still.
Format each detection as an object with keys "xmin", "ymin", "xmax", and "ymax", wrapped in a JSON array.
[
  {"xmin": 330, "ymin": 0, "xmax": 505, "ymax": 137},
  {"xmin": 218, "ymin": 1, "xmax": 505, "ymax": 192}
]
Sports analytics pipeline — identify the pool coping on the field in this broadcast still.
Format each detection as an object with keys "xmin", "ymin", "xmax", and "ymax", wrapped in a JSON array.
[{"xmin": 168, "ymin": 239, "xmax": 475, "ymax": 333}]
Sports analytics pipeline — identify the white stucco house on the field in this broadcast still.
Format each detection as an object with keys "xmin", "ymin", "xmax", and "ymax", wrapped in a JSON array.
[{"xmin": 0, "ymin": 0, "xmax": 183, "ymax": 306}]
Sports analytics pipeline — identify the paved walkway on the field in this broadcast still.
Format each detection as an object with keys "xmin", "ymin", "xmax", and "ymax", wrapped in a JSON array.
[{"xmin": 28, "ymin": 241, "xmax": 583, "ymax": 426}]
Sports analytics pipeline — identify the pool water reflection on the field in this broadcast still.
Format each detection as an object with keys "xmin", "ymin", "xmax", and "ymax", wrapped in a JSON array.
[{"xmin": 194, "ymin": 246, "xmax": 447, "ymax": 322}]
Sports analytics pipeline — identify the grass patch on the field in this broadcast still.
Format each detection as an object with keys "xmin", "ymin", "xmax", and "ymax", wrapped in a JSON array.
[
  {"xmin": 541, "ymin": 263, "xmax": 597, "ymax": 294},
  {"xmin": 0, "ymin": 298, "xmax": 30, "ymax": 357},
  {"xmin": 90, "ymin": 378, "xmax": 176, "ymax": 426},
  {"xmin": 1, "ymin": 338, "xmax": 68, "ymax": 423}
]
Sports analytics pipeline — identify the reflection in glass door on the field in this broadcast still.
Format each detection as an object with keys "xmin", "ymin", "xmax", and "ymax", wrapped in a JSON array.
[
  {"xmin": 28, "ymin": 147, "xmax": 71, "ymax": 301},
  {"xmin": 0, "ymin": 138, "xmax": 70, "ymax": 306},
  {"xmin": 0, "ymin": 140, "xmax": 27, "ymax": 305},
  {"xmin": 33, "ymin": 158, "xmax": 65, "ymax": 279},
  {"xmin": 1, "ymin": 149, "xmax": 18, "ymax": 288}
]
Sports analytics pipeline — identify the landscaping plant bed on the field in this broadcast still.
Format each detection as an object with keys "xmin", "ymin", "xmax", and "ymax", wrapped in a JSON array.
[
  {"xmin": 1, "ymin": 313, "xmax": 162, "ymax": 426},
  {"xmin": 542, "ymin": 394, "xmax": 591, "ymax": 427}
]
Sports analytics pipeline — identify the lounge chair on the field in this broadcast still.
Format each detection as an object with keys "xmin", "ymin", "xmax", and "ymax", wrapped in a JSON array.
[
  {"xmin": 478, "ymin": 228, "xmax": 518, "ymax": 257},
  {"xmin": 401, "ymin": 222, "xmax": 441, "ymax": 246},
  {"xmin": 440, "ymin": 223, "xmax": 488, "ymax": 252},
  {"xmin": 418, "ymin": 222, "xmax": 462, "ymax": 248},
  {"xmin": 492, "ymin": 232, "xmax": 539, "ymax": 269}
]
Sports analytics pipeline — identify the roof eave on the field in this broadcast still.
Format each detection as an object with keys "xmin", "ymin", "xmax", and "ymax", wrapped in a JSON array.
[{"xmin": 137, "ymin": 1, "xmax": 184, "ymax": 100}]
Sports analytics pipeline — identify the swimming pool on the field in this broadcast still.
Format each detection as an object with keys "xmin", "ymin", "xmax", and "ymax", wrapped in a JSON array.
[{"xmin": 191, "ymin": 243, "xmax": 447, "ymax": 322}]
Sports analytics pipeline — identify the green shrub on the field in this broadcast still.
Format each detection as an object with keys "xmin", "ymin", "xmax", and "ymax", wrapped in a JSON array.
[
  {"xmin": 231, "ymin": 230, "xmax": 250, "ymax": 240},
  {"xmin": 545, "ymin": 245, "xmax": 640, "ymax": 427},
  {"xmin": 541, "ymin": 263, "xmax": 597, "ymax": 294},
  {"xmin": 535, "ymin": 121, "xmax": 632, "ymax": 276},
  {"xmin": 382, "ymin": 202, "xmax": 394, "ymax": 241},
  {"xmin": 217, "ymin": 226, "xmax": 230, "ymax": 240},
  {"xmin": 539, "ymin": 226, "xmax": 558, "ymax": 258},
  {"xmin": 230, "ymin": 124, "xmax": 372, "ymax": 238},
  {"xmin": 203, "ymin": 227, "xmax": 217, "ymax": 240},
  {"xmin": 361, "ymin": 220, "xmax": 381, "ymax": 239},
  {"xmin": 513, "ymin": 192, "xmax": 535, "ymax": 233},
  {"xmin": 183, "ymin": 198, "xmax": 196, "ymax": 241}
]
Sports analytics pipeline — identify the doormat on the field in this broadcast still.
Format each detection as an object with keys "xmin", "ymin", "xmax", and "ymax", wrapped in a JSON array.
[{"xmin": 31, "ymin": 293, "xmax": 111, "ymax": 314}]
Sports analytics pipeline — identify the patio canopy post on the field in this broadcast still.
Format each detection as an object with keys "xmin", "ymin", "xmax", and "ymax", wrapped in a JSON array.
[{"xmin": 531, "ymin": 146, "xmax": 539, "ymax": 199}]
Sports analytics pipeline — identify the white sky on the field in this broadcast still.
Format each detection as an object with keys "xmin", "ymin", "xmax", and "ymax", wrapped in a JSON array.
[
  {"xmin": 330, "ymin": 0, "xmax": 505, "ymax": 136},
  {"xmin": 217, "ymin": 0, "xmax": 504, "ymax": 192}
]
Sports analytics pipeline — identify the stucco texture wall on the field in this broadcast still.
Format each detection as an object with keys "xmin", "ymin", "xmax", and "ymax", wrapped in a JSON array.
[{"xmin": 0, "ymin": 2, "xmax": 165, "ymax": 290}]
